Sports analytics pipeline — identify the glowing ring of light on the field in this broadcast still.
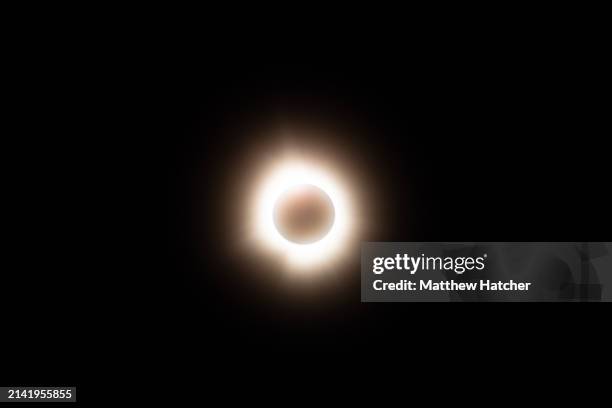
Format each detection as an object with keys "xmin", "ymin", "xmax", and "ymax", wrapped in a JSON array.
[{"xmin": 253, "ymin": 161, "xmax": 352, "ymax": 269}]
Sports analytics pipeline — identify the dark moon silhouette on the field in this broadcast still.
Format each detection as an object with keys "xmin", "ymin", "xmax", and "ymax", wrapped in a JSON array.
[{"xmin": 273, "ymin": 184, "xmax": 335, "ymax": 244}]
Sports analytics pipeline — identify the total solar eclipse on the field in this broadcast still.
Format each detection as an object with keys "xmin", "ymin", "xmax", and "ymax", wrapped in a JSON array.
[{"xmin": 251, "ymin": 157, "xmax": 354, "ymax": 271}]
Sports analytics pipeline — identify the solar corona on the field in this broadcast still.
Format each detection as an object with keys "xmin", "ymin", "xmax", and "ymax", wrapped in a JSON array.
[{"xmin": 252, "ymin": 159, "xmax": 353, "ymax": 271}]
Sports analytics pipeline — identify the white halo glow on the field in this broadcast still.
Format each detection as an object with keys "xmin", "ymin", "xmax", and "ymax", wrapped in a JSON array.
[{"xmin": 253, "ymin": 160, "xmax": 353, "ymax": 270}]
